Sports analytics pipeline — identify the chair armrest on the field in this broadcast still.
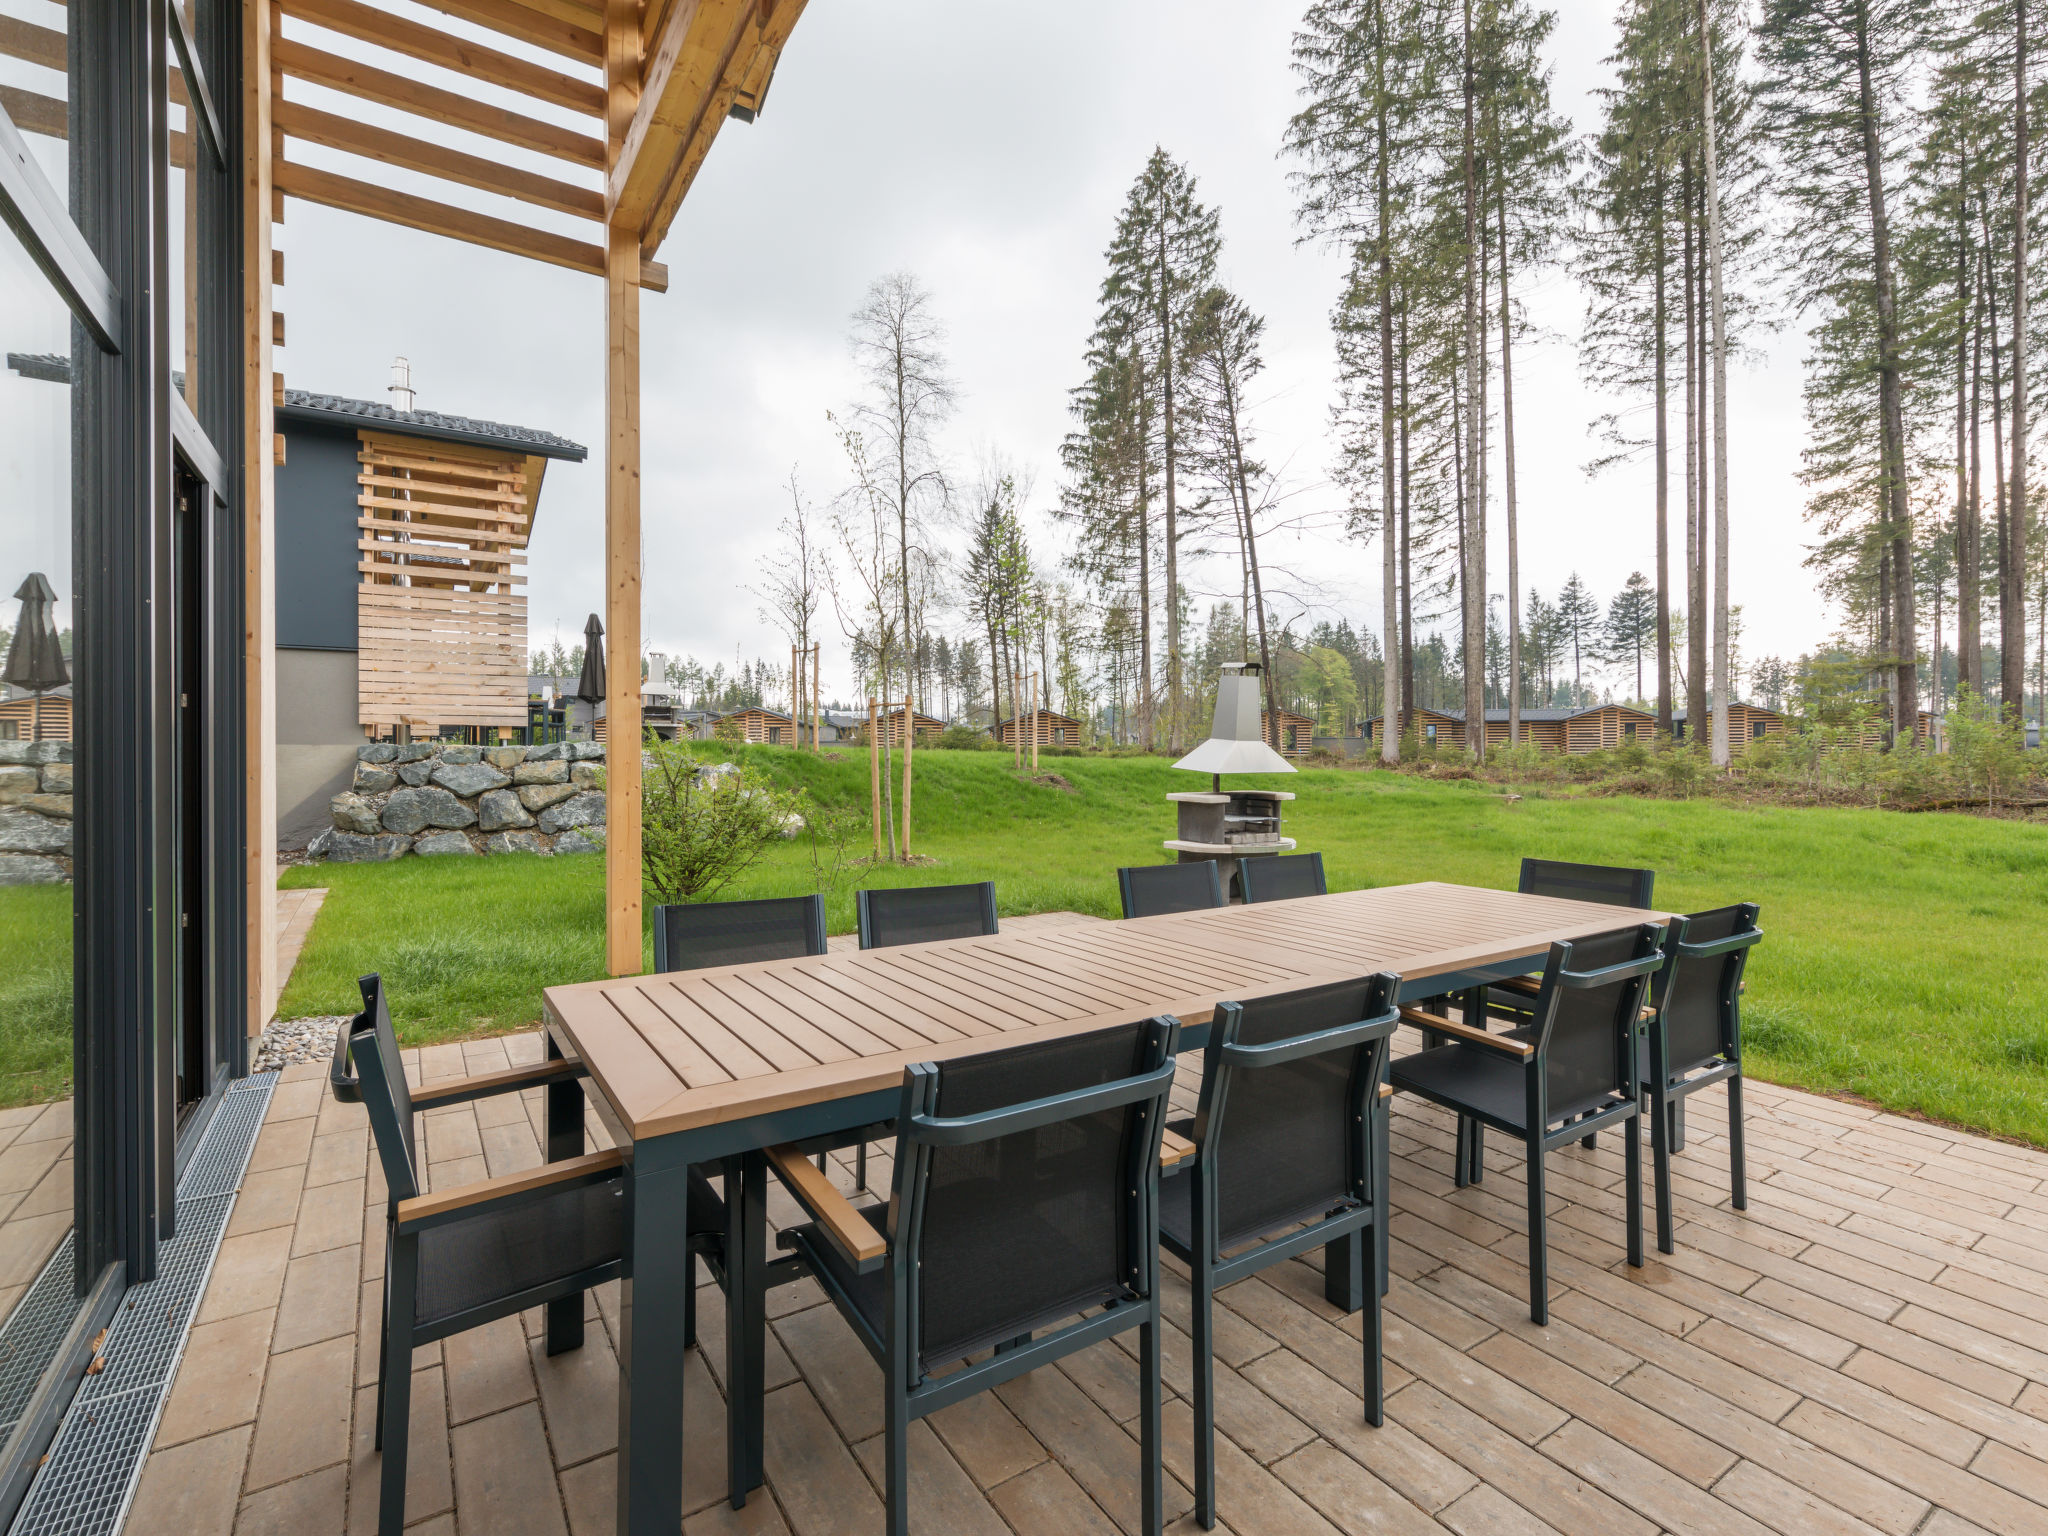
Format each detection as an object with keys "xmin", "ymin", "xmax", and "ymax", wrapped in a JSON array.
[
  {"xmin": 395, "ymin": 1147, "xmax": 624, "ymax": 1232},
  {"xmin": 410, "ymin": 1057, "xmax": 586, "ymax": 1109},
  {"xmin": 1379, "ymin": 1081, "xmax": 1394, "ymax": 1101},
  {"xmin": 1492, "ymin": 974, "xmax": 1540, "ymax": 997},
  {"xmin": 1160, "ymin": 1128, "xmax": 1195, "ymax": 1169},
  {"xmin": 1398, "ymin": 1006, "xmax": 1534, "ymax": 1058},
  {"xmin": 766, "ymin": 1143, "xmax": 886, "ymax": 1267}
]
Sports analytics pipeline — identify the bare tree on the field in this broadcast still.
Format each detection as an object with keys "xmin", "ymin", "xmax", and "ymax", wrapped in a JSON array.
[
  {"xmin": 850, "ymin": 272, "xmax": 956, "ymax": 715},
  {"xmin": 827, "ymin": 417, "xmax": 904, "ymax": 859},
  {"xmin": 750, "ymin": 469, "xmax": 828, "ymax": 734}
]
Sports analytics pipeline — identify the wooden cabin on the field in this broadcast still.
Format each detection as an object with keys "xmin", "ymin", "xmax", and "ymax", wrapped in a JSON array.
[
  {"xmin": 0, "ymin": 684, "xmax": 71, "ymax": 743},
  {"xmin": 1361, "ymin": 708, "xmax": 1464, "ymax": 748},
  {"xmin": 874, "ymin": 707, "xmax": 946, "ymax": 746},
  {"xmin": 1260, "ymin": 709, "xmax": 1318, "ymax": 759},
  {"xmin": 716, "ymin": 706, "xmax": 798, "ymax": 745},
  {"xmin": 993, "ymin": 708, "xmax": 1084, "ymax": 747},
  {"xmin": 1560, "ymin": 704, "xmax": 1656, "ymax": 753},
  {"xmin": 1672, "ymin": 704, "xmax": 1789, "ymax": 751}
]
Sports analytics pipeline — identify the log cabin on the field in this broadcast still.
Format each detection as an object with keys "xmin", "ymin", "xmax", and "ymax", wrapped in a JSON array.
[
  {"xmin": 993, "ymin": 708, "xmax": 1085, "ymax": 747},
  {"xmin": 1260, "ymin": 709, "xmax": 1318, "ymax": 759}
]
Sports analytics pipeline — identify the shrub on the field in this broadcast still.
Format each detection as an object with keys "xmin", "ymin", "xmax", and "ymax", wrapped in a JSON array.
[
  {"xmin": 640, "ymin": 741, "xmax": 804, "ymax": 905},
  {"xmin": 937, "ymin": 724, "xmax": 992, "ymax": 751}
]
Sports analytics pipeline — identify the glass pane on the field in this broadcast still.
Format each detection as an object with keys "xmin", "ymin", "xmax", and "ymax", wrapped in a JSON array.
[
  {"xmin": 169, "ymin": 2, "xmax": 193, "ymax": 410},
  {"xmin": 0, "ymin": 210, "xmax": 80, "ymax": 1456},
  {"xmin": 0, "ymin": 0, "xmax": 71, "ymax": 211}
]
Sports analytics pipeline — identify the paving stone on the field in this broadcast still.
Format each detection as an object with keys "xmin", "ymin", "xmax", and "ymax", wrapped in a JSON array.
[
  {"xmin": 851, "ymin": 1418, "xmax": 1012, "ymax": 1536},
  {"xmin": 925, "ymin": 1390, "xmax": 1047, "ymax": 1487},
  {"xmin": 761, "ymin": 1381, "xmax": 884, "ymax": 1536},
  {"xmin": 156, "ymin": 1306, "xmax": 275, "ymax": 1447},
  {"xmin": 450, "ymin": 1401, "xmax": 569, "ymax": 1536},
  {"xmin": 246, "ymin": 1336, "xmax": 356, "ymax": 1492},
  {"xmin": 291, "ymin": 1177, "xmax": 366, "ymax": 1256},
  {"xmin": 529, "ymin": 1330, "xmax": 618, "ymax": 1466},
  {"xmin": 124, "ymin": 1425, "xmax": 251, "ymax": 1536},
  {"xmin": 986, "ymin": 1460, "xmax": 1124, "ymax": 1536},
  {"xmin": 349, "ymin": 1370, "xmax": 455, "ymax": 1534},
  {"xmin": 274, "ymin": 1244, "xmax": 363, "ymax": 1352},
  {"xmin": 236, "ymin": 1460, "xmax": 348, "ymax": 1536},
  {"xmin": 198, "ymin": 1226, "xmax": 295, "ymax": 1323},
  {"xmin": 444, "ymin": 1314, "xmax": 537, "ymax": 1424}
]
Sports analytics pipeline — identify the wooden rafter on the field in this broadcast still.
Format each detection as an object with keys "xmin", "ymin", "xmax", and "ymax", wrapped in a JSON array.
[
  {"xmin": 279, "ymin": 0, "xmax": 604, "ymax": 115},
  {"xmin": 405, "ymin": 0, "xmax": 602, "ymax": 63}
]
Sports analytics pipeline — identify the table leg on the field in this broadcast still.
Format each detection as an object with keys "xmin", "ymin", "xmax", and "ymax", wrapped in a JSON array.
[
  {"xmin": 725, "ymin": 1152, "xmax": 768, "ymax": 1507},
  {"xmin": 544, "ymin": 1035, "xmax": 585, "ymax": 1356},
  {"xmin": 617, "ymin": 1157, "xmax": 694, "ymax": 1536}
]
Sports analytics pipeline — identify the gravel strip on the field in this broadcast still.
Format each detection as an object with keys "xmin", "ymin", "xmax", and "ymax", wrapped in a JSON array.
[{"xmin": 254, "ymin": 1014, "xmax": 349, "ymax": 1073}]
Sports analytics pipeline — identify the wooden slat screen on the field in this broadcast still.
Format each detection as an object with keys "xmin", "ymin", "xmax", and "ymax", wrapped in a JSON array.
[{"xmin": 356, "ymin": 432, "xmax": 531, "ymax": 732}]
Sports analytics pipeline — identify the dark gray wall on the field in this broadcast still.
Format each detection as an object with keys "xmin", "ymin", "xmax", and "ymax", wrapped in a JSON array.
[
  {"xmin": 277, "ymin": 650, "xmax": 363, "ymax": 846},
  {"xmin": 275, "ymin": 419, "xmax": 360, "ymax": 650}
]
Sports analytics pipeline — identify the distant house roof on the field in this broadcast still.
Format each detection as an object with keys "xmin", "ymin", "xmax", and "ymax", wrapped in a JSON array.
[
  {"xmin": 718, "ymin": 705, "xmax": 792, "ymax": 722},
  {"xmin": 1670, "ymin": 703, "xmax": 1782, "ymax": 722},
  {"xmin": 278, "ymin": 389, "xmax": 587, "ymax": 462}
]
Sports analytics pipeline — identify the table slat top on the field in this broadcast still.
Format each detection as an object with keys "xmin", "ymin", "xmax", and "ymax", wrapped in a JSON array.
[{"xmin": 542, "ymin": 881, "xmax": 1667, "ymax": 1141}]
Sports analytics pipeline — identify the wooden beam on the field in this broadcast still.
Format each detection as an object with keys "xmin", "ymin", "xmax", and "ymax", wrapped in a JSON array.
[
  {"xmin": 406, "ymin": 0, "xmax": 602, "ymax": 63},
  {"xmin": 276, "ymin": 159, "xmax": 668, "ymax": 289},
  {"xmin": 0, "ymin": 15, "xmax": 64, "ymax": 72},
  {"xmin": 640, "ymin": 0, "xmax": 806, "ymax": 252},
  {"xmin": 0, "ymin": 84, "xmax": 66, "ymax": 140},
  {"xmin": 275, "ymin": 98, "xmax": 602, "ymax": 220},
  {"xmin": 274, "ymin": 37, "xmax": 604, "ymax": 168},
  {"xmin": 606, "ymin": 0, "xmax": 742, "ymax": 232},
  {"xmin": 244, "ymin": 0, "xmax": 280, "ymax": 1033},
  {"xmin": 604, "ymin": 0, "xmax": 643, "ymax": 981},
  {"xmin": 278, "ymin": 0, "xmax": 604, "ymax": 115}
]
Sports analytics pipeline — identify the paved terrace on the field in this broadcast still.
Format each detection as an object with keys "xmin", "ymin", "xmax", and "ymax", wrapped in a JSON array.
[{"xmin": 124, "ymin": 981, "xmax": 2048, "ymax": 1536}]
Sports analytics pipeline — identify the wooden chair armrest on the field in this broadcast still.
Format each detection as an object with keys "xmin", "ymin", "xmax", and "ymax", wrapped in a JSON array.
[
  {"xmin": 395, "ymin": 1147, "xmax": 624, "ymax": 1230},
  {"xmin": 1379, "ymin": 1081, "xmax": 1394, "ymax": 1101},
  {"xmin": 411, "ymin": 1057, "xmax": 585, "ymax": 1109},
  {"xmin": 1492, "ymin": 973, "xmax": 1541, "ymax": 997},
  {"xmin": 1398, "ymin": 1006, "xmax": 1534, "ymax": 1058},
  {"xmin": 766, "ymin": 1143, "xmax": 886, "ymax": 1266},
  {"xmin": 1159, "ymin": 1128, "xmax": 1196, "ymax": 1168}
]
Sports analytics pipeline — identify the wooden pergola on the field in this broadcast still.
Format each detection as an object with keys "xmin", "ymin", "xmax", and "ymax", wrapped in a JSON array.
[{"xmin": 245, "ymin": 0, "xmax": 812, "ymax": 989}]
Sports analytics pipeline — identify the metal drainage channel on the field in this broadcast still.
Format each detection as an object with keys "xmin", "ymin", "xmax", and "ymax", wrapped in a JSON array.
[{"xmin": 9, "ymin": 1073, "xmax": 279, "ymax": 1536}]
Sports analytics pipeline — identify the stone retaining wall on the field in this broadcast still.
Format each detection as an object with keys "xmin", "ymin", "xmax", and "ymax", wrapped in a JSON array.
[
  {"xmin": 309, "ymin": 741, "xmax": 607, "ymax": 863},
  {"xmin": 0, "ymin": 741, "xmax": 73, "ymax": 885}
]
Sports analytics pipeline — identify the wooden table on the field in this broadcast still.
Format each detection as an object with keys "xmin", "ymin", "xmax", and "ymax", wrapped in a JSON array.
[{"xmin": 541, "ymin": 881, "xmax": 1663, "ymax": 1536}]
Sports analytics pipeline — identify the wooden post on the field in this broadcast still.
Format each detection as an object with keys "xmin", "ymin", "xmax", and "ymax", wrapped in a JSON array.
[
  {"xmin": 868, "ymin": 697, "xmax": 882, "ymax": 856},
  {"xmin": 602, "ymin": 0, "xmax": 643, "ymax": 977},
  {"xmin": 901, "ymin": 696, "xmax": 913, "ymax": 857},
  {"xmin": 1030, "ymin": 672, "xmax": 1040, "ymax": 770},
  {"xmin": 812, "ymin": 642, "xmax": 820, "ymax": 750}
]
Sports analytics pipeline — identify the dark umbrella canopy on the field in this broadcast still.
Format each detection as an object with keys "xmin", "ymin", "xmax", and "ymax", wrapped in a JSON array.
[
  {"xmin": 4, "ymin": 574, "xmax": 69, "ymax": 744},
  {"xmin": 576, "ymin": 613, "xmax": 606, "ymax": 703}
]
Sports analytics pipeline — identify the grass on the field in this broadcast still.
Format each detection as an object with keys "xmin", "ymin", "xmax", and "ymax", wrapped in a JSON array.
[
  {"xmin": 253, "ymin": 740, "xmax": 2045, "ymax": 1150},
  {"xmin": 0, "ymin": 885, "xmax": 74, "ymax": 1108}
]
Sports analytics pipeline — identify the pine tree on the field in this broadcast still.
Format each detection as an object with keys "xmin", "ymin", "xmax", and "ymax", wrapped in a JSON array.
[
  {"xmin": 1556, "ymin": 574, "xmax": 1603, "ymax": 698},
  {"xmin": 1603, "ymin": 571, "xmax": 1659, "ymax": 702}
]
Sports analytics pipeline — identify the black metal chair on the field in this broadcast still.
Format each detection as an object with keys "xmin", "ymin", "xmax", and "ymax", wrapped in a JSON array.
[
  {"xmin": 1160, "ymin": 975, "xmax": 1399, "ymax": 1529},
  {"xmin": 1390, "ymin": 925, "xmax": 1662, "ymax": 1324},
  {"xmin": 1644, "ymin": 903, "xmax": 1762, "ymax": 1252},
  {"xmin": 856, "ymin": 881, "xmax": 1000, "ymax": 948},
  {"xmin": 1237, "ymin": 851, "xmax": 1327, "ymax": 903},
  {"xmin": 652, "ymin": 892, "xmax": 828, "ymax": 972},
  {"xmin": 333, "ymin": 975, "xmax": 728, "ymax": 1536},
  {"xmin": 1118, "ymin": 859, "xmax": 1226, "ymax": 919},
  {"xmin": 771, "ymin": 1020, "xmax": 1181, "ymax": 1536},
  {"xmin": 1518, "ymin": 857, "xmax": 1656, "ymax": 908}
]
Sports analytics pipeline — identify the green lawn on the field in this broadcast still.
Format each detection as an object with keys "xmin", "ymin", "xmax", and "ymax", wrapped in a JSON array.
[
  {"xmin": 0, "ymin": 884, "xmax": 74, "ymax": 1108},
  {"xmin": 270, "ymin": 744, "xmax": 2048, "ymax": 1147}
]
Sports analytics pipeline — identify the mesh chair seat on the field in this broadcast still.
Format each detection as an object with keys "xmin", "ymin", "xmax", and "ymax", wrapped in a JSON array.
[
  {"xmin": 858, "ymin": 883, "xmax": 999, "ymax": 949},
  {"xmin": 414, "ymin": 1167, "xmax": 723, "ymax": 1333},
  {"xmin": 1156, "ymin": 1158, "xmax": 1353, "ymax": 1258},
  {"xmin": 1391, "ymin": 1045, "xmax": 1536, "ymax": 1133}
]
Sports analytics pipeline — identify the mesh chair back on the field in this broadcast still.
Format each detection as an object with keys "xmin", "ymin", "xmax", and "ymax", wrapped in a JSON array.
[
  {"xmin": 653, "ymin": 894, "xmax": 827, "ymax": 972},
  {"xmin": 901, "ymin": 1023, "xmax": 1168, "ymax": 1370},
  {"xmin": 346, "ymin": 975, "xmax": 420, "ymax": 1205},
  {"xmin": 1518, "ymin": 858, "xmax": 1655, "ymax": 909},
  {"xmin": 1536, "ymin": 926, "xmax": 1661, "ymax": 1122},
  {"xmin": 1118, "ymin": 860, "xmax": 1226, "ymax": 919},
  {"xmin": 1237, "ymin": 852, "xmax": 1327, "ymax": 904},
  {"xmin": 1656, "ymin": 903, "xmax": 1761, "ymax": 1074},
  {"xmin": 1203, "ymin": 975, "xmax": 1396, "ymax": 1249},
  {"xmin": 856, "ymin": 882, "xmax": 999, "ymax": 949}
]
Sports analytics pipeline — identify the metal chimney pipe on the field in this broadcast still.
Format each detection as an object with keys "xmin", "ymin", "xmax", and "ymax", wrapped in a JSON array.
[{"xmin": 388, "ymin": 355, "xmax": 415, "ymax": 413}]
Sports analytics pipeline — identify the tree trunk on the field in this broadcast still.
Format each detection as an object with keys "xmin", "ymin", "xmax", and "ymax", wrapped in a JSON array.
[
  {"xmin": 1136, "ymin": 355, "xmax": 1154, "ymax": 749},
  {"xmin": 896, "ymin": 348, "xmax": 913, "ymax": 722},
  {"xmin": 1961, "ymin": 201, "xmax": 1982, "ymax": 697},
  {"xmin": 1158, "ymin": 210, "xmax": 1183, "ymax": 754},
  {"xmin": 1400, "ymin": 300, "xmax": 1416, "ymax": 742},
  {"xmin": 2007, "ymin": 0, "xmax": 2032, "ymax": 716},
  {"xmin": 1854, "ymin": 10, "xmax": 1915, "ymax": 742},
  {"xmin": 1499, "ymin": 182, "xmax": 1520, "ymax": 744},
  {"xmin": 1459, "ymin": 0, "xmax": 1486, "ymax": 759},
  {"xmin": 1654, "ymin": 154, "xmax": 1673, "ymax": 738},
  {"xmin": 1702, "ymin": 0, "xmax": 1732, "ymax": 764},
  {"xmin": 1377, "ymin": 0, "xmax": 1401, "ymax": 766}
]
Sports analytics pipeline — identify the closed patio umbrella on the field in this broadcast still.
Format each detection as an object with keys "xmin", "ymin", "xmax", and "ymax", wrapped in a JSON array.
[
  {"xmin": 576, "ymin": 613, "xmax": 606, "ymax": 733},
  {"xmin": 3, "ymin": 573, "xmax": 68, "ymax": 742}
]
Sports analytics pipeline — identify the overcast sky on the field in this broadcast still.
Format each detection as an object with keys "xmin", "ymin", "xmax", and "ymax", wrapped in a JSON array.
[{"xmin": 277, "ymin": 0, "xmax": 1824, "ymax": 702}]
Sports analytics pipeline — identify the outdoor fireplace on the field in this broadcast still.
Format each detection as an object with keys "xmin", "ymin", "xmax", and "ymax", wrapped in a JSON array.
[{"xmin": 1165, "ymin": 661, "xmax": 1299, "ymax": 900}]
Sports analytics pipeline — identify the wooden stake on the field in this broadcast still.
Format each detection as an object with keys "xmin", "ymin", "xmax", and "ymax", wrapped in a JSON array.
[
  {"xmin": 868, "ymin": 696, "xmax": 882, "ymax": 856},
  {"xmin": 901, "ymin": 696, "xmax": 913, "ymax": 857},
  {"xmin": 812, "ymin": 642, "xmax": 820, "ymax": 750},
  {"xmin": 1030, "ymin": 671, "xmax": 1040, "ymax": 770}
]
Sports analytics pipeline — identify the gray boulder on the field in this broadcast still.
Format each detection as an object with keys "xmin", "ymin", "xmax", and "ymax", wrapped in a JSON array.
[
  {"xmin": 432, "ymin": 761, "xmax": 510, "ymax": 797},
  {"xmin": 0, "ymin": 854, "xmax": 66, "ymax": 885},
  {"xmin": 21, "ymin": 795, "xmax": 71, "ymax": 820},
  {"xmin": 525, "ymin": 743, "xmax": 566, "ymax": 762},
  {"xmin": 513, "ymin": 759, "xmax": 568, "ymax": 786},
  {"xmin": 484, "ymin": 746, "xmax": 527, "ymax": 771},
  {"xmin": 414, "ymin": 831, "xmax": 476, "ymax": 856},
  {"xmin": 477, "ymin": 789, "xmax": 534, "ymax": 832},
  {"xmin": 357, "ymin": 743, "xmax": 400, "ymax": 764},
  {"xmin": 0, "ymin": 741, "xmax": 66, "ymax": 766},
  {"xmin": 570, "ymin": 741, "xmax": 606, "ymax": 761},
  {"xmin": 538, "ymin": 791, "xmax": 606, "ymax": 835},
  {"xmin": 324, "ymin": 831, "xmax": 412, "ymax": 863},
  {"xmin": 353, "ymin": 763, "xmax": 398, "ymax": 795},
  {"xmin": 552, "ymin": 829, "xmax": 601, "ymax": 855},
  {"xmin": 38, "ymin": 762, "xmax": 71, "ymax": 793},
  {"xmin": 0, "ymin": 808, "xmax": 71, "ymax": 855},
  {"xmin": 397, "ymin": 761, "xmax": 435, "ymax": 787},
  {"xmin": 439, "ymin": 746, "xmax": 482, "ymax": 765},
  {"xmin": 396, "ymin": 743, "xmax": 437, "ymax": 764},
  {"xmin": 330, "ymin": 792, "xmax": 382, "ymax": 835},
  {"xmin": 518, "ymin": 782, "xmax": 579, "ymax": 813},
  {"xmin": 570, "ymin": 762, "xmax": 604, "ymax": 790},
  {"xmin": 0, "ymin": 766, "xmax": 38, "ymax": 803},
  {"xmin": 484, "ymin": 830, "xmax": 544, "ymax": 855},
  {"xmin": 382, "ymin": 786, "xmax": 475, "ymax": 835}
]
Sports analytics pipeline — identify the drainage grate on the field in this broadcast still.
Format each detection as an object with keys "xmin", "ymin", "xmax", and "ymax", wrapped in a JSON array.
[
  {"xmin": 7, "ymin": 1072, "xmax": 279, "ymax": 1536},
  {"xmin": 0, "ymin": 1245, "xmax": 79, "ymax": 1444}
]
